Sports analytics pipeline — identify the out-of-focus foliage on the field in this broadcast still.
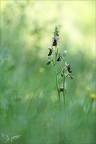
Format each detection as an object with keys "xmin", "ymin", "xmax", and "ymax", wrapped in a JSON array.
[
  {"xmin": 0, "ymin": 1, "xmax": 96, "ymax": 144},
  {"xmin": 1, "ymin": 1, "xmax": 95, "ymax": 57}
]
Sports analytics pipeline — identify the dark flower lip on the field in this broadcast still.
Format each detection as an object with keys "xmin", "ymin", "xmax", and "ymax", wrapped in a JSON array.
[
  {"xmin": 47, "ymin": 60, "xmax": 51, "ymax": 65},
  {"xmin": 52, "ymin": 37, "xmax": 59, "ymax": 46},
  {"xmin": 47, "ymin": 57, "xmax": 52, "ymax": 65},
  {"xmin": 61, "ymin": 73, "xmax": 64, "ymax": 77},
  {"xmin": 56, "ymin": 33, "xmax": 59, "ymax": 36},
  {"xmin": 68, "ymin": 74, "xmax": 73, "ymax": 79},
  {"xmin": 68, "ymin": 69, "xmax": 72, "ymax": 73},
  {"xmin": 52, "ymin": 39, "xmax": 57, "ymax": 46},
  {"xmin": 57, "ymin": 54, "xmax": 62, "ymax": 61},
  {"xmin": 65, "ymin": 63, "xmax": 72, "ymax": 73},
  {"xmin": 60, "ymin": 86, "xmax": 64, "ymax": 92},
  {"xmin": 48, "ymin": 47, "xmax": 53, "ymax": 56}
]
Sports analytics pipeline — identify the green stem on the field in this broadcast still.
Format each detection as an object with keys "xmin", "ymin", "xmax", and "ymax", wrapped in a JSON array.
[
  {"xmin": 54, "ymin": 46, "xmax": 60, "ymax": 99},
  {"xmin": 63, "ymin": 78, "xmax": 65, "ymax": 106},
  {"xmin": 59, "ymin": 97, "xmax": 62, "ymax": 143}
]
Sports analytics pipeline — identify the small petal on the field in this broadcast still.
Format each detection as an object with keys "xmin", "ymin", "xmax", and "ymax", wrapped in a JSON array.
[{"xmin": 52, "ymin": 39, "xmax": 57, "ymax": 46}]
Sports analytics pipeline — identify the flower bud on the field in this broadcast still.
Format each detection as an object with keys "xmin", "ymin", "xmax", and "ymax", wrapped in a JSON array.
[{"xmin": 63, "ymin": 50, "xmax": 67, "ymax": 56}]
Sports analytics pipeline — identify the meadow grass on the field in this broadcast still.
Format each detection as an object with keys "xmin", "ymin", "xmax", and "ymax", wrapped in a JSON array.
[{"xmin": 0, "ymin": 43, "xmax": 95, "ymax": 144}]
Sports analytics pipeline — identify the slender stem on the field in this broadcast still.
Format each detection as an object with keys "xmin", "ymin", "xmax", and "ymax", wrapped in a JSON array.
[
  {"xmin": 55, "ymin": 46, "xmax": 60, "ymax": 99},
  {"xmin": 52, "ymin": 40, "xmax": 62, "ymax": 142},
  {"xmin": 63, "ymin": 76, "xmax": 66, "ymax": 107},
  {"xmin": 52, "ymin": 45, "xmax": 60, "ymax": 99},
  {"xmin": 55, "ymin": 70, "xmax": 60, "ymax": 99},
  {"xmin": 62, "ymin": 59, "xmax": 66, "ymax": 107},
  {"xmin": 59, "ymin": 96, "xmax": 62, "ymax": 143}
]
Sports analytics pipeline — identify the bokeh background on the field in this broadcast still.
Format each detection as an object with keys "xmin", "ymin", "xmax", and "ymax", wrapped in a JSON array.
[{"xmin": 0, "ymin": 1, "xmax": 96, "ymax": 144}]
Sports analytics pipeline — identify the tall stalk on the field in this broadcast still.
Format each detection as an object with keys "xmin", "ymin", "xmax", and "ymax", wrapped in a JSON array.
[
  {"xmin": 47, "ymin": 26, "xmax": 73, "ymax": 142},
  {"xmin": 47, "ymin": 26, "xmax": 73, "ymax": 102}
]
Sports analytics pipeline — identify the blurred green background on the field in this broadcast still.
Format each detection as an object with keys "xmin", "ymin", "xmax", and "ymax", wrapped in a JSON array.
[{"xmin": 0, "ymin": 1, "xmax": 96, "ymax": 144}]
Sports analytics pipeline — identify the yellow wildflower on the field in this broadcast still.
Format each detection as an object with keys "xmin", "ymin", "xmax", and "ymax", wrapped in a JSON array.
[
  {"xmin": 39, "ymin": 67, "xmax": 44, "ymax": 73},
  {"xmin": 90, "ymin": 93, "xmax": 96, "ymax": 99}
]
